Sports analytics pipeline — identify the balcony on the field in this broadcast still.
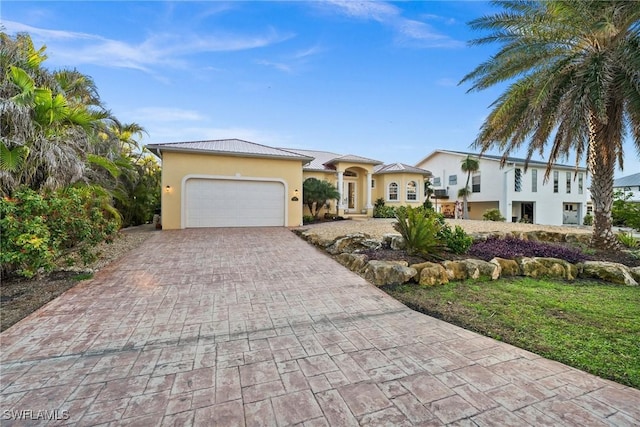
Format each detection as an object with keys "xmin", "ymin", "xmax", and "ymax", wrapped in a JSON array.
[{"xmin": 433, "ymin": 189, "xmax": 449, "ymax": 199}]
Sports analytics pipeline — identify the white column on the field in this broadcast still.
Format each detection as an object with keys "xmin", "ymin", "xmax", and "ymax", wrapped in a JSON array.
[
  {"xmin": 337, "ymin": 171, "xmax": 344, "ymax": 209},
  {"xmin": 366, "ymin": 172, "xmax": 373, "ymax": 208}
]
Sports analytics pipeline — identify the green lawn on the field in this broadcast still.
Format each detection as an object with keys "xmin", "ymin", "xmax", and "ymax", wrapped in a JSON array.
[{"xmin": 385, "ymin": 278, "xmax": 640, "ymax": 389}]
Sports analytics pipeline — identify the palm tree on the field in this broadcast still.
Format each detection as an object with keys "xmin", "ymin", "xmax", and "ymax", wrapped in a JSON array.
[
  {"xmin": 303, "ymin": 178, "xmax": 340, "ymax": 219},
  {"xmin": 459, "ymin": 156, "xmax": 479, "ymax": 219},
  {"xmin": 460, "ymin": 1, "xmax": 640, "ymax": 249}
]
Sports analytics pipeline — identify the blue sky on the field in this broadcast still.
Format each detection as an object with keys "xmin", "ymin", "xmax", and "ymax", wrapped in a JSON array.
[{"xmin": 3, "ymin": 1, "xmax": 639, "ymax": 177}]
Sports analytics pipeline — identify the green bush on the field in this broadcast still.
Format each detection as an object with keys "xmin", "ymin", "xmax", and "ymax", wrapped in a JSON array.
[
  {"xmin": 440, "ymin": 225, "xmax": 473, "ymax": 254},
  {"xmin": 612, "ymin": 191, "xmax": 640, "ymax": 231},
  {"xmin": 616, "ymin": 231, "xmax": 639, "ymax": 249},
  {"xmin": 373, "ymin": 199, "xmax": 396, "ymax": 218},
  {"xmin": 393, "ymin": 206, "xmax": 445, "ymax": 257},
  {"xmin": 482, "ymin": 208, "xmax": 506, "ymax": 222},
  {"xmin": 302, "ymin": 215, "xmax": 315, "ymax": 224},
  {"xmin": 583, "ymin": 213, "xmax": 593, "ymax": 226},
  {"xmin": 1, "ymin": 187, "xmax": 119, "ymax": 278}
]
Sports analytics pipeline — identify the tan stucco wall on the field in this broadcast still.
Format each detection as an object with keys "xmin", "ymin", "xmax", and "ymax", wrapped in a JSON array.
[
  {"xmin": 373, "ymin": 173, "xmax": 426, "ymax": 208},
  {"xmin": 161, "ymin": 151, "xmax": 305, "ymax": 229}
]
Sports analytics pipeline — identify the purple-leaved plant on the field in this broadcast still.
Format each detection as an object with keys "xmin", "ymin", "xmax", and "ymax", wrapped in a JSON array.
[{"xmin": 468, "ymin": 237, "xmax": 591, "ymax": 264}]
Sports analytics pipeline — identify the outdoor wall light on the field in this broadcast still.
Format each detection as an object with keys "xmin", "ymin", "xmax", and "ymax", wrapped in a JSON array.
[
  {"xmin": 291, "ymin": 189, "xmax": 299, "ymax": 201},
  {"xmin": 165, "ymin": 185, "xmax": 171, "ymax": 193}
]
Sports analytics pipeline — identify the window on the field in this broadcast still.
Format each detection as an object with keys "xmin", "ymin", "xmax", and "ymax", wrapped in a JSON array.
[
  {"xmin": 406, "ymin": 181, "xmax": 417, "ymax": 201},
  {"xmin": 532, "ymin": 169, "xmax": 538, "ymax": 192},
  {"xmin": 449, "ymin": 175, "xmax": 457, "ymax": 185},
  {"xmin": 514, "ymin": 168, "xmax": 522, "ymax": 192},
  {"xmin": 553, "ymin": 171, "xmax": 559, "ymax": 193},
  {"xmin": 578, "ymin": 173, "xmax": 583, "ymax": 194},
  {"xmin": 432, "ymin": 177, "xmax": 441, "ymax": 187},
  {"xmin": 566, "ymin": 172, "xmax": 571, "ymax": 193},
  {"xmin": 472, "ymin": 173, "xmax": 481, "ymax": 193},
  {"xmin": 371, "ymin": 179, "xmax": 376, "ymax": 189},
  {"xmin": 343, "ymin": 170, "xmax": 357, "ymax": 177},
  {"xmin": 388, "ymin": 182, "xmax": 398, "ymax": 201}
]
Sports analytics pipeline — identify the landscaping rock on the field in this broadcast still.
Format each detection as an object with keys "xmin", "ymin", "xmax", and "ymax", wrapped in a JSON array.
[
  {"xmin": 630, "ymin": 266, "xmax": 640, "ymax": 283},
  {"xmin": 518, "ymin": 257, "xmax": 577, "ymax": 280},
  {"xmin": 326, "ymin": 233, "xmax": 381, "ymax": 254},
  {"xmin": 363, "ymin": 260, "xmax": 417, "ymax": 287},
  {"xmin": 490, "ymin": 257, "xmax": 521, "ymax": 276},
  {"xmin": 417, "ymin": 262, "xmax": 449, "ymax": 286},
  {"xmin": 442, "ymin": 259, "xmax": 500, "ymax": 281},
  {"xmin": 565, "ymin": 233, "xmax": 591, "ymax": 245},
  {"xmin": 442, "ymin": 260, "xmax": 469, "ymax": 280},
  {"xmin": 380, "ymin": 233, "xmax": 406, "ymax": 250},
  {"xmin": 335, "ymin": 253, "xmax": 368, "ymax": 273},
  {"xmin": 578, "ymin": 261, "xmax": 638, "ymax": 286},
  {"xmin": 298, "ymin": 230, "xmax": 333, "ymax": 248}
]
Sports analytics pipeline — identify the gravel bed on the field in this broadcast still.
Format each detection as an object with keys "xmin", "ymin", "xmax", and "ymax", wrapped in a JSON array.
[{"xmin": 294, "ymin": 218, "xmax": 592, "ymax": 241}]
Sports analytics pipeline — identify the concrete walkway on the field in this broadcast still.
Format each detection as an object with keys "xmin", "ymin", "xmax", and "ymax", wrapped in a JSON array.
[{"xmin": 1, "ymin": 228, "xmax": 638, "ymax": 426}]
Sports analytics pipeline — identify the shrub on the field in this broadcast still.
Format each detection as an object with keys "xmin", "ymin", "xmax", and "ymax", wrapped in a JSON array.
[
  {"xmin": 1, "ymin": 187, "xmax": 119, "ymax": 278},
  {"xmin": 303, "ymin": 215, "xmax": 315, "ymax": 224},
  {"xmin": 617, "ymin": 231, "xmax": 639, "ymax": 249},
  {"xmin": 373, "ymin": 199, "xmax": 396, "ymax": 218},
  {"xmin": 612, "ymin": 191, "xmax": 640, "ymax": 231},
  {"xmin": 482, "ymin": 208, "xmax": 506, "ymax": 222},
  {"xmin": 468, "ymin": 237, "xmax": 589, "ymax": 264},
  {"xmin": 583, "ymin": 213, "xmax": 593, "ymax": 226},
  {"xmin": 440, "ymin": 225, "xmax": 473, "ymax": 254},
  {"xmin": 393, "ymin": 206, "xmax": 445, "ymax": 257}
]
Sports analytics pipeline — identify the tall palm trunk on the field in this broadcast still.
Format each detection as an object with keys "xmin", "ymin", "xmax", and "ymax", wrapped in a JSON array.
[
  {"xmin": 588, "ymin": 107, "xmax": 621, "ymax": 250},
  {"xmin": 463, "ymin": 172, "xmax": 471, "ymax": 220}
]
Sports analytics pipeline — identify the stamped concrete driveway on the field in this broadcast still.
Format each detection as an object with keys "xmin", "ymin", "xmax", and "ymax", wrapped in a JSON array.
[{"xmin": 1, "ymin": 228, "xmax": 639, "ymax": 426}]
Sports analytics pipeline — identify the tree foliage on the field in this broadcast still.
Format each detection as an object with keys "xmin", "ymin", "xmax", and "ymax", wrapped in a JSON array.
[
  {"xmin": 0, "ymin": 32, "xmax": 161, "ymax": 276},
  {"xmin": 460, "ymin": 0, "xmax": 640, "ymax": 249},
  {"xmin": 459, "ymin": 156, "xmax": 479, "ymax": 219},
  {"xmin": 303, "ymin": 178, "xmax": 340, "ymax": 219}
]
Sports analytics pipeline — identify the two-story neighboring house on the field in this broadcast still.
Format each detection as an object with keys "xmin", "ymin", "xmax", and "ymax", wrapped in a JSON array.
[
  {"xmin": 416, "ymin": 150, "xmax": 590, "ymax": 226},
  {"xmin": 613, "ymin": 173, "xmax": 640, "ymax": 202}
]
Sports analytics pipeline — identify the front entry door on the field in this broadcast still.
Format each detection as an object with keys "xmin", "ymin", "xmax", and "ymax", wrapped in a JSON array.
[{"xmin": 343, "ymin": 181, "xmax": 356, "ymax": 211}]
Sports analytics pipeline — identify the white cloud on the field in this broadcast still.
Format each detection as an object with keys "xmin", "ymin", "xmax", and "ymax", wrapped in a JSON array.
[
  {"xmin": 436, "ymin": 77, "xmax": 458, "ymax": 87},
  {"xmin": 320, "ymin": 1, "xmax": 462, "ymax": 48},
  {"xmin": 257, "ymin": 44, "xmax": 324, "ymax": 73},
  {"xmin": 2, "ymin": 20, "xmax": 293, "ymax": 72}
]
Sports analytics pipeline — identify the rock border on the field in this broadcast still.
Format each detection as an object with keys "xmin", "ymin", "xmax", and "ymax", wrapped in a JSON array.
[{"xmin": 295, "ymin": 229, "xmax": 640, "ymax": 287}]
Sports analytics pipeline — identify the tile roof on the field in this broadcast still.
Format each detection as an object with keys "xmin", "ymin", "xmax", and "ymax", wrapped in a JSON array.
[
  {"xmin": 146, "ymin": 139, "xmax": 313, "ymax": 161},
  {"xmin": 374, "ymin": 163, "xmax": 432, "ymax": 176},
  {"xmin": 614, "ymin": 172, "xmax": 640, "ymax": 187}
]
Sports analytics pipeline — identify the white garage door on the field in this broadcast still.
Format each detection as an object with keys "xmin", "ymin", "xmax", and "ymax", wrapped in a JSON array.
[{"xmin": 185, "ymin": 178, "xmax": 285, "ymax": 227}]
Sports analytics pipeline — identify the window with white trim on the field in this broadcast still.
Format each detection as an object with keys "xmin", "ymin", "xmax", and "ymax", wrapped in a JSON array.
[
  {"xmin": 449, "ymin": 175, "xmax": 457, "ymax": 185},
  {"xmin": 578, "ymin": 173, "xmax": 583, "ymax": 194},
  {"xmin": 432, "ymin": 177, "xmax": 441, "ymax": 187},
  {"xmin": 553, "ymin": 171, "xmax": 559, "ymax": 193},
  {"xmin": 388, "ymin": 182, "xmax": 398, "ymax": 201},
  {"xmin": 407, "ymin": 181, "xmax": 417, "ymax": 201},
  {"xmin": 532, "ymin": 169, "xmax": 538, "ymax": 192},
  {"xmin": 472, "ymin": 173, "xmax": 481, "ymax": 193},
  {"xmin": 566, "ymin": 172, "xmax": 571, "ymax": 193}
]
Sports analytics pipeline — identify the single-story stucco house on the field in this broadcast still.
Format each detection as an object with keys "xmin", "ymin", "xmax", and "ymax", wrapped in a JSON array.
[{"xmin": 147, "ymin": 139, "xmax": 432, "ymax": 229}]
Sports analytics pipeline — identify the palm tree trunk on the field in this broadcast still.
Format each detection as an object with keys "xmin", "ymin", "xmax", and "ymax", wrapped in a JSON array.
[
  {"xmin": 463, "ymin": 172, "xmax": 471, "ymax": 219},
  {"xmin": 588, "ymin": 112, "xmax": 619, "ymax": 250}
]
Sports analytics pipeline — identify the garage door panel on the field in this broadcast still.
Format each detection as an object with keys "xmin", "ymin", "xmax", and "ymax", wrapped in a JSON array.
[{"xmin": 185, "ymin": 179, "xmax": 285, "ymax": 228}]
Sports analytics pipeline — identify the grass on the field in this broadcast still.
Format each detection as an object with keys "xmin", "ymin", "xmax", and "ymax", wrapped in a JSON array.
[{"xmin": 385, "ymin": 277, "xmax": 640, "ymax": 389}]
